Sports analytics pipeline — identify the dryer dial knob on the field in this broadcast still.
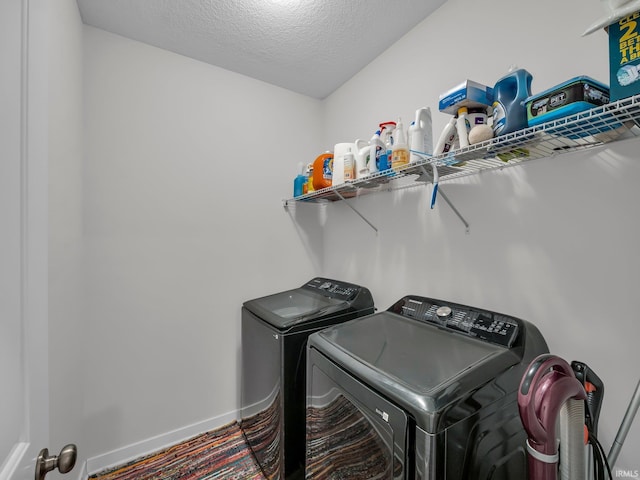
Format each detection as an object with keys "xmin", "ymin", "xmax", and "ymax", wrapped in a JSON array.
[{"xmin": 436, "ymin": 306, "xmax": 452, "ymax": 318}]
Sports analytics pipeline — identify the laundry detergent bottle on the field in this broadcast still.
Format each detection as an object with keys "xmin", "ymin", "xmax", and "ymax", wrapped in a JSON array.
[
  {"xmin": 391, "ymin": 117, "xmax": 410, "ymax": 170},
  {"xmin": 409, "ymin": 107, "xmax": 433, "ymax": 163},
  {"xmin": 492, "ymin": 67, "xmax": 533, "ymax": 136},
  {"xmin": 378, "ymin": 121, "xmax": 396, "ymax": 171},
  {"xmin": 293, "ymin": 162, "xmax": 307, "ymax": 197},
  {"xmin": 368, "ymin": 130, "xmax": 384, "ymax": 173},
  {"xmin": 312, "ymin": 152, "xmax": 333, "ymax": 190}
]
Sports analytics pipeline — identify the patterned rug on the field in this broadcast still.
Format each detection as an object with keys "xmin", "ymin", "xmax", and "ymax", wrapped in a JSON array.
[
  {"xmin": 89, "ymin": 422, "xmax": 266, "ymax": 480},
  {"xmin": 239, "ymin": 393, "xmax": 281, "ymax": 480},
  {"xmin": 306, "ymin": 394, "xmax": 397, "ymax": 479}
]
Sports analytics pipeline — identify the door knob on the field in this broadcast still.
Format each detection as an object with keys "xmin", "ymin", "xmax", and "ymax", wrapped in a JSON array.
[{"xmin": 35, "ymin": 444, "xmax": 77, "ymax": 480}]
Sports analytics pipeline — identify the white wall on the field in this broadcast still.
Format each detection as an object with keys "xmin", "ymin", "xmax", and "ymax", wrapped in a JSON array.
[
  {"xmin": 322, "ymin": 0, "xmax": 639, "ymax": 472},
  {"xmin": 48, "ymin": 0, "xmax": 86, "ymax": 471},
  {"xmin": 81, "ymin": 27, "xmax": 324, "ymax": 461},
  {"xmin": 1, "ymin": 0, "xmax": 26, "ymax": 463}
]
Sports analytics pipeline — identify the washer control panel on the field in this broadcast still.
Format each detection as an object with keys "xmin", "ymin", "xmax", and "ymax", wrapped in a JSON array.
[
  {"xmin": 303, "ymin": 277, "xmax": 361, "ymax": 300},
  {"xmin": 391, "ymin": 296, "xmax": 520, "ymax": 348}
]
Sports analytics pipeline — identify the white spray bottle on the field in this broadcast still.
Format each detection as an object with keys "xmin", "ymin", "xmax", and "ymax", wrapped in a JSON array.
[
  {"xmin": 368, "ymin": 130, "xmax": 384, "ymax": 174},
  {"xmin": 409, "ymin": 107, "xmax": 433, "ymax": 163}
]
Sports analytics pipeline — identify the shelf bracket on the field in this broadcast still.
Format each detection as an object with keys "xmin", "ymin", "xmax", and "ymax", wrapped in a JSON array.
[
  {"xmin": 419, "ymin": 166, "xmax": 470, "ymax": 233},
  {"xmin": 333, "ymin": 190, "xmax": 378, "ymax": 234}
]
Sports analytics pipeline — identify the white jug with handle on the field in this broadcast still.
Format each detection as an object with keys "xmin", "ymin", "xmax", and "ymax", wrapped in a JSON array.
[
  {"xmin": 409, "ymin": 107, "xmax": 433, "ymax": 163},
  {"xmin": 332, "ymin": 142, "xmax": 357, "ymax": 185},
  {"xmin": 354, "ymin": 139, "xmax": 370, "ymax": 178}
]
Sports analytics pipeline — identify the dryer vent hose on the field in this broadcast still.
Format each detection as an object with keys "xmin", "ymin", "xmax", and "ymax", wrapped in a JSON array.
[{"xmin": 559, "ymin": 398, "xmax": 586, "ymax": 480}]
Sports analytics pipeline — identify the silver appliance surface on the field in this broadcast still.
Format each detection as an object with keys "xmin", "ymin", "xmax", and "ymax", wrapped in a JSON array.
[
  {"xmin": 318, "ymin": 310, "xmax": 505, "ymax": 391},
  {"xmin": 306, "ymin": 295, "xmax": 550, "ymax": 480},
  {"xmin": 312, "ymin": 310, "xmax": 520, "ymax": 427}
]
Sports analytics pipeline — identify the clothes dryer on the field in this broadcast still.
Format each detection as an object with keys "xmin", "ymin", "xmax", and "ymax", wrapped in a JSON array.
[
  {"xmin": 306, "ymin": 295, "xmax": 549, "ymax": 479},
  {"xmin": 241, "ymin": 277, "xmax": 374, "ymax": 479}
]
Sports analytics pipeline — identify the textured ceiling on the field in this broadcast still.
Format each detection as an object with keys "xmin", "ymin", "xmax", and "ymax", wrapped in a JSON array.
[{"xmin": 76, "ymin": 0, "xmax": 446, "ymax": 99}]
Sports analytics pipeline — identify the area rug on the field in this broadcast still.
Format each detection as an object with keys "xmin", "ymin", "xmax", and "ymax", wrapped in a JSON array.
[
  {"xmin": 238, "ymin": 393, "xmax": 281, "ymax": 480},
  {"xmin": 306, "ymin": 394, "xmax": 397, "ymax": 479},
  {"xmin": 89, "ymin": 422, "xmax": 266, "ymax": 480}
]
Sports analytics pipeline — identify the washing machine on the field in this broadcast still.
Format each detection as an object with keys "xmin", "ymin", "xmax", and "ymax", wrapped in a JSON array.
[
  {"xmin": 240, "ymin": 277, "xmax": 374, "ymax": 480},
  {"xmin": 305, "ymin": 295, "xmax": 549, "ymax": 480}
]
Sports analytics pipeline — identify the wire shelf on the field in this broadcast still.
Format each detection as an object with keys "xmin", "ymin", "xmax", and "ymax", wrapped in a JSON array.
[{"xmin": 284, "ymin": 93, "xmax": 640, "ymax": 206}]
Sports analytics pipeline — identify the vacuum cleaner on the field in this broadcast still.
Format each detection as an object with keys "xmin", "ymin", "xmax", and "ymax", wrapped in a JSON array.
[
  {"xmin": 519, "ymin": 353, "xmax": 640, "ymax": 480},
  {"xmin": 518, "ymin": 354, "xmax": 588, "ymax": 480}
]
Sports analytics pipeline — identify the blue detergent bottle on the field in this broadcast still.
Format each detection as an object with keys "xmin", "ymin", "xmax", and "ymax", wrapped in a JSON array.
[
  {"xmin": 293, "ymin": 162, "xmax": 307, "ymax": 197},
  {"xmin": 492, "ymin": 67, "xmax": 533, "ymax": 136}
]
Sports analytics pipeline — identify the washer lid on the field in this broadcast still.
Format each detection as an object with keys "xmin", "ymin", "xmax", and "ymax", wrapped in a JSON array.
[
  {"xmin": 244, "ymin": 288, "xmax": 348, "ymax": 329},
  {"xmin": 311, "ymin": 310, "xmax": 520, "ymax": 426},
  {"xmin": 243, "ymin": 278, "xmax": 372, "ymax": 331}
]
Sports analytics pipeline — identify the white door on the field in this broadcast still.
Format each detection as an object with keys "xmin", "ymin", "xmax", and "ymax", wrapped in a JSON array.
[{"xmin": 1, "ymin": 0, "xmax": 51, "ymax": 479}]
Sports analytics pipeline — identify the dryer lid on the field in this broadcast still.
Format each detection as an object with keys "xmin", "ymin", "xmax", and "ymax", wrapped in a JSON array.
[{"xmin": 310, "ymin": 310, "xmax": 521, "ymax": 427}]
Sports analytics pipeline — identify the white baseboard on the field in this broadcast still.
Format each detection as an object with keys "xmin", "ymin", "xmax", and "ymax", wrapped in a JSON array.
[
  {"xmin": 74, "ymin": 460, "xmax": 88, "ymax": 480},
  {"xmin": 0, "ymin": 442, "xmax": 28, "ymax": 480},
  {"xmin": 82, "ymin": 410, "xmax": 238, "ymax": 479}
]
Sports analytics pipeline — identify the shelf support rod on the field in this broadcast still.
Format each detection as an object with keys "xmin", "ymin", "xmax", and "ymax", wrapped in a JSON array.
[
  {"xmin": 440, "ymin": 189, "xmax": 470, "ymax": 233},
  {"xmin": 419, "ymin": 166, "xmax": 470, "ymax": 233},
  {"xmin": 333, "ymin": 190, "xmax": 378, "ymax": 234}
]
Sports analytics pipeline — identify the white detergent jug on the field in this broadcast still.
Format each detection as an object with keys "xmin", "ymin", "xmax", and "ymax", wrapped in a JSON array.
[
  {"xmin": 354, "ymin": 139, "xmax": 370, "ymax": 178},
  {"xmin": 332, "ymin": 142, "xmax": 357, "ymax": 185},
  {"xmin": 409, "ymin": 107, "xmax": 433, "ymax": 163}
]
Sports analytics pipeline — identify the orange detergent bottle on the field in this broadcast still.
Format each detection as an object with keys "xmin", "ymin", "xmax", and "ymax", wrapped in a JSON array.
[{"xmin": 312, "ymin": 152, "xmax": 333, "ymax": 190}]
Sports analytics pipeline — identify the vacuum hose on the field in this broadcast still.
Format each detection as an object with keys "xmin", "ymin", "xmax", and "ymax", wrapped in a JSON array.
[
  {"xmin": 559, "ymin": 399, "xmax": 586, "ymax": 480},
  {"xmin": 518, "ymin": 354, "xmax": 587, "ymax": 480}
]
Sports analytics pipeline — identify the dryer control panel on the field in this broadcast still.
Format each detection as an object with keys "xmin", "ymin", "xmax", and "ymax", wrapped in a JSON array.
[{"xmin": 390, "ymin": 296, "xmax": 519, "ymax": 348}]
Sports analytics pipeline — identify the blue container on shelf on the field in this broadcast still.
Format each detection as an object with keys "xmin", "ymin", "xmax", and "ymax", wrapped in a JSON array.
[
  {"xmin": 525, "ymin": 76, "xmax": 610, "ymax": 127},
  {"xmin": 524, "ymin": 76, "xmax": 625, "ymax": 139}
]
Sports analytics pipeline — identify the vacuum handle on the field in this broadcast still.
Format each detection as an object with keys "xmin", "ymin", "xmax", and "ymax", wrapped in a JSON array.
[
  {"xmin": 571, "ymin": 360, "xmax": 605, "ymax": 434},
  {"xmin": 520, "ymin": 354, "xmax": 575, "ymax": 396},
  {"xmin": 518, "ymin": 354, "xmax": 578, "ymax": 444}
]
